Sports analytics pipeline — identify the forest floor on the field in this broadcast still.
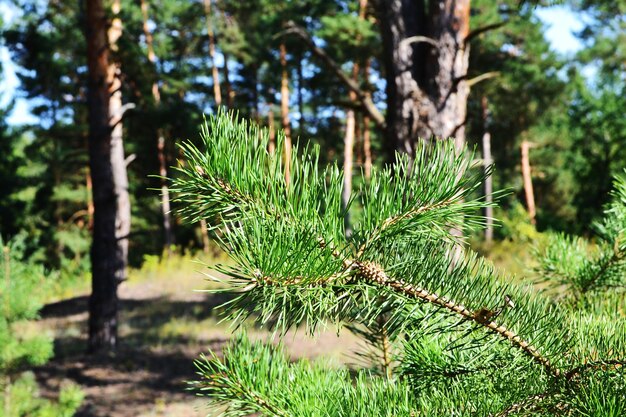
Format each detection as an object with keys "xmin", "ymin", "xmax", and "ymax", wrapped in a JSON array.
[{"xmin": 33, "ymin": 255, "xmax": 361, "ymax": 417}]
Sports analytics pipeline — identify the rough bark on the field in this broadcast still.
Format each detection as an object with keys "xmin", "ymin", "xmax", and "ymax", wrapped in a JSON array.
[
  {"xmin": 141, "ymin": 0, "xmax": 174, "ymax": 255},
  {"xmin": 481, "ymin": 96, "xmax": 493, "ymax": 243},
  {"xmin": 204, "ymin": 0, "xmax": 222, "ymax": 107},
  {"xmin": 342, "ymin": 107, "xmax": 356, "ymax": 234},
  {"xmin": 86, "ymin": 165, "xmax": 94, "ymax": 230},
  {"xmin": 363, "ymin": 61, "xmax": 373, "ymax": 180},
  {"xmin": 85, "ymin": 0, "xmax": 129, "ymax": 352},
  {"xmin": 297, "ymin": 55, "xmax": 304, "ymax": 136},
  {"xmin": 201, "ymin": 0, "xmax": 220, "ymax": 252},
  {"xmin": 377, "ymin": 0, "xmax": 471, "ymax": 161},
  {"xmin": 521, "ymin": 140, "xmax": 537, "ymax": 225},
  {"xmin": 280, "ymin": 41, "xmax": 292, "ymax": 186},
  {"xmin": 342, "ymin": 0, "xmax": 368, "ymax": 234}
]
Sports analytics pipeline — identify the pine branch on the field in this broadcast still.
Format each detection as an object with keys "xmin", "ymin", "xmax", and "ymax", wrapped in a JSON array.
[
  {"xmin": 565, "ymin": 359, "xmax": 626, "ymax": 381},
  {"xmin": 493, "ymin": 392, "xmax": 562, "ymax": 417},
  {"xmin": 580, "ymin": 238, "xmax": 625, "ymax": 294},
  {"xmin": 535, "ymin": 173, "xmax": 626, "ymax": 301},
  {"xmin": 172, "ymin": 112, "xmax": 618, "ymax": 415},
  {"xmin": 173, "ymin": 112, "xmax": 565, "ymax": 375},
  {"xmin": 349, "ymin": 259, "xmax": 558, "ymax": 376},
  {"xmin": 192, "ymin": 337, "xmax": 419, "ymax": 417},
  {"xmin": 464, "ymin": 22, "xmax": 507, "ymax": 45},
  {"xmin": 355, "ymin": 197, "xmax": 458, "ymax": 257}
]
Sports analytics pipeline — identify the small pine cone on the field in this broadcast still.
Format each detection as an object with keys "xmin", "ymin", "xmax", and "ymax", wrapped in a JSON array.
[{"xmin": 357, "ymin": 261, "xmax": 388, "ymax": 284}]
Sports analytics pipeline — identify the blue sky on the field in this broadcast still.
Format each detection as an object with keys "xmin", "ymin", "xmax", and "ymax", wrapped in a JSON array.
[{"xmin": 1, "ymin": 4, "xmax": 586, "ymax": 126}]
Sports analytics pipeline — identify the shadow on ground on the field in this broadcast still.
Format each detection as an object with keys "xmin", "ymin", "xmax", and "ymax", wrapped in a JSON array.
[{"xmin": 35, "ymin": 292, "xmax": 234, "ymax": 417}]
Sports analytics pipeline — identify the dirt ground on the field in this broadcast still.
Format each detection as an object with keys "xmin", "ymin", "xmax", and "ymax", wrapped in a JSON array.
[{"xmin": 34, "ymin": 263, "xmax": 361, "ymax": 417}]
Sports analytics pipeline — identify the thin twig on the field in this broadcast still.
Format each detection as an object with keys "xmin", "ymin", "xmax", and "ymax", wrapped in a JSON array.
[
  {"xmin": 565, "ymin": 359, "xmax": 626, "ymax": 380},
  {"xmin": 356, "ymin": 197, "xmax": 456, "ymax": 257},
  {"xmin": 352, "ymin": 260, "xmax": 559, "ymax": 377},
  {"xmin": 280, "ymin": 21, "xmax": 386, "ymax": 128}
]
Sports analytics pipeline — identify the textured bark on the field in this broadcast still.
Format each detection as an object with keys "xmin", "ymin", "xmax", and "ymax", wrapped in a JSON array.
[
  {"xmin": 363, "ymin": 61, "xmax": 372, "ymax": 180},
  {"xmin": 204, "ymin": 0, "xmax": 222, "ymax": 107},
  {"xmin": 85, "ymin": 0, "xmax": 129, "ymax": 352},
  {"xmin": 481, "ymin": 96, "xmax": 493, "ymax": 243},
  {"xmin": 342, "ymin": 108, "xmax": 356, "ymax": 233},
  {"xmin": 280, "ymin": 42, "xmax": 292, "ymax": 186},
  {"xmin": 201, "ymin": 0, "xmax": 220, "ymax": 251},
  {"xmin": 363, "ymin": 114, "xmax": 372, "ymax": 179},
  {"xmin": 297, "ymin": 55, "xmax": 304, "ymax": 136},
  {"xmin": 521, "ymin": 140, "xmax": 537, "ymax": 225},
  {"xmin": 109, "ymin": 1, "xmax": 131, "ymax": 289},
  {"xmin": 141, "ymin": 0, "xmax": 174, "ymax": 255},
  {"xmin": 86, "ymin": 166, "xmax": 94, "ymax": 230},
  {"xmin": 378, "ymin": 0, "xmax": 471, "ymax": 160},
  {"xmin": 343, "ymin": 0, "xmax": 368, "ymax": 233}
]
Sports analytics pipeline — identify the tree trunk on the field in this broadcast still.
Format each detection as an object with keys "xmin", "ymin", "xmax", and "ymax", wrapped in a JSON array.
[
  {"xmin": 201, "ymin": 0, "xmax": 220, "ymax": 252},
  {"xmin": 204, "ymin": 0, "xmax": 222, "ymax": 107},
  {"xmin": 341, "ymin": 0, "xmax": 367, "ymax": 236},
  {"xmin": 341, "ymin": 64, "xmax": 360, "ymax": 235},
  {"xmin": 342, "ymin": 107, "xmax": 356, "ymax": 234},
  {"xmin": 363, "ymin": 60, "xmax": 373, "ymax": 180},
  {"xmin": 481, "ymin": 96, "xmax": 493, "ymax": 243},
  {"xmin": 86, "ymin": 165, "xmax": 94, "ymax": 230},
  {"xmin": 342, "ymin": 0, "xmax": 368, "ymax": 233},
  {"xmin": 85, "ymin": 0, "xmax": 130, "ymax": 352},
  {"xmin": 521, "ymin": 140, "xmax": 536, "ymax": 225},
  {"xmin": 141, "ymin": 0, "xmax": 174, "ymax": 256},
  {"xmin": 377, "ymin": 0, "xmax": 471, "ymax": 160},
  {"xmin": 280, "ymin": 41, "xmax": 292, "ymax": 186},
  {"xmin": 297, "ymin": 54, "xmax": 304, "ymax": 136}
]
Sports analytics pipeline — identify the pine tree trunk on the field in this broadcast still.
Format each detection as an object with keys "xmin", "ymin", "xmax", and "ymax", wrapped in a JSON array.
[
  {"xmin": 297, "ymin": 55, "xmax": 304, "ymax": 136},
  {"xmin": 201, "ymin": 0, "xmax": 220, "ymax": 252},
  {"xmin": 378, "ymin": 0, "xmax": 470, "ymax": 160},
  {"xmin": 343, "ymin": 0, "xmax": 369, "ymax": 232},
  {"xmin": 85, "ymin": 0, "xmax": 129, "ymax": 352},
  {"xmin": 362, "ymin": 60, "xmax": 373, "ymax": 180},
  {"xmin": 342, "ymin": 29, "xmax": 364, "ymax": 234},
  {"xmin": 521, "ymin": 140, "xmax": 536, "ymax": 225},
  {"xmin": 204, "ymin": 0, "xmax": 222, "ymax": 107},
  {"xmin": 280, "ymin": 41, "xmax": 292, "ymax": 185},
  {"xmin": 141, "ymin": 0, "xmax": 174, "ymax": 255},
  {"xmin": 363, "ymin": 114, "xmax": 372, "ymax": 179},
  {"xmin": 86, "ymin": 165, "xmax": 94, "ymax": 230},
  {"xmin": 481, "ymin": 96, "xmax": 493, "ymax": 243},
  {"xmin": 342, "ymin": 108, "xmax": 356, "ymax": 234}
]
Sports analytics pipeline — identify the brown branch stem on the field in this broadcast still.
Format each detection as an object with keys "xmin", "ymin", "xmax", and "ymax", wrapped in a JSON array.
[
  {"xmin": 464, "ymin": 21, "xmax": 507, "ymax": 45},
  {"xmin": 565, "ymin": 359, "xmax": 626, "ymax": 380},
  {"xmin": 351, "ymin": 260, "xmax": 558, "ymax": 377},
  {"xmin": 356, "ymin": 197, "xmax": 457, "ymax": 257},
  {"xmin": 281, "ymin": 21, "xmax": 386, "ymax": 129}
]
